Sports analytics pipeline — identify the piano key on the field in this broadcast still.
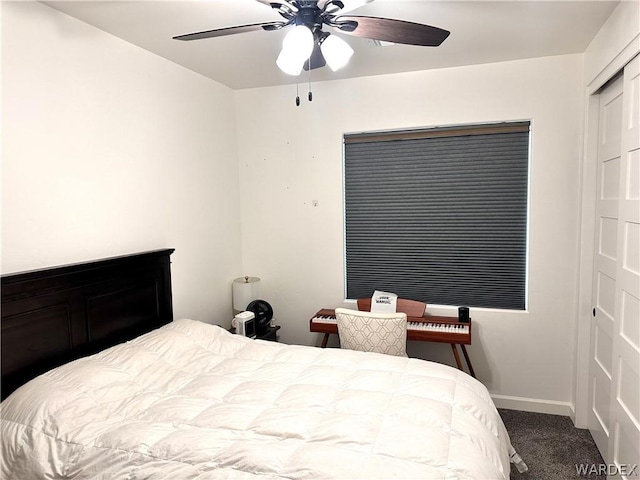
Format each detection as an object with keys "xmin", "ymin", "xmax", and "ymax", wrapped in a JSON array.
[{"xmin": 312, "ymin": 315, "xmax": 337, "ymax": 324}]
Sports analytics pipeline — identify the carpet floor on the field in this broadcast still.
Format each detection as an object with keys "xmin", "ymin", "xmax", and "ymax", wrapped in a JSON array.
[{"xmin": 499, "ymin": 409, "xmax": 605, "ymax": 480}]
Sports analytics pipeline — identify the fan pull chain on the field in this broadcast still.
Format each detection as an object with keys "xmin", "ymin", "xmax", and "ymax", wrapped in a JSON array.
[
  {"xmin": 308, "ymin": 63, "xmax": 313, "ymax": 102},
  {"xmin": 293, "ymin": 59, "xmax": 314, "ymax": 106}
]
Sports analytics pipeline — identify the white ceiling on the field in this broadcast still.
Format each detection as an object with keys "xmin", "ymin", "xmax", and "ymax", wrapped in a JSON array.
[{"xmin": 43, "ymin": 0, "xmax": 619, "ymax": 90}]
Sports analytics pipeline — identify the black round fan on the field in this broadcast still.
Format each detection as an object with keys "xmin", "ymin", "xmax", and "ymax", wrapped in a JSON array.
[{"xmin": 246, "ymin": 299, "xmax": 274, "ymax": 335}]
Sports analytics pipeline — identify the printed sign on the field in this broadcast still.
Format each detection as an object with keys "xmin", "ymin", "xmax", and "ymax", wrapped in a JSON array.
[{"xmin": 371, "ymin": 290, "xmax": 398, "ymax": 313}]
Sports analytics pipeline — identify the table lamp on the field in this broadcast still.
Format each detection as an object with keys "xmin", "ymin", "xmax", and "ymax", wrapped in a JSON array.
[{"xmin": 233, "ymin": 276, "xmax": 260, "ymax": 314}]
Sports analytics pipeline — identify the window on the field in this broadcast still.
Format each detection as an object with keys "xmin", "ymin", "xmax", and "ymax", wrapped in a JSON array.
[{"xmin": 343, "ymin": 122, "xmax": 530, "ymax": 310}]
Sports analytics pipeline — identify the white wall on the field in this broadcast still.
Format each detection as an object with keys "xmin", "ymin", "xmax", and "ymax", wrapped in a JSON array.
[
  {"xmin": 1, "ymin": 1, "xmax": 242, "ymax": 322},
  {"xmin": 235, "ymin": 54, "xmax": 585, "ymax": 412}
]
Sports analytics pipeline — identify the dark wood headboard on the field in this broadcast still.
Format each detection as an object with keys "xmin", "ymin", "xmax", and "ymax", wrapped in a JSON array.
[{"xmin": 1, "ymin": 249, "xmax": 175, "ymax": 400}]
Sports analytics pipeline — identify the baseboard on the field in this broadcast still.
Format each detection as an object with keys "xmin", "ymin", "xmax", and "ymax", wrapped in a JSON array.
[{"xmin": 491, "ymin": 394, "xmax": 574, "ymax": 417}]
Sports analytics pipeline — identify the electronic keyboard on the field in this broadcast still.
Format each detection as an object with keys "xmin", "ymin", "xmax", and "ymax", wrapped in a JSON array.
[
  {"xmin": 309, "ymin": 308, "xmax": 475, "ymax": 377},
  {"xmin": 310, "ymin": 309, "xmax": 471, "ymax": 345}
]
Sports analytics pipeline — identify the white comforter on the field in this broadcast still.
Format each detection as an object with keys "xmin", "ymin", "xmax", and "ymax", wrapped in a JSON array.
[{"xmin": 1, "ymin": 319, "xmax": 512, "ymax": 479}]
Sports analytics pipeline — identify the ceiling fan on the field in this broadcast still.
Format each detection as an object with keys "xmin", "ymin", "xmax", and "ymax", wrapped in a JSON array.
[{"xmin": 173, "ymin": 0, "xmax": 450, "ymax": 76}]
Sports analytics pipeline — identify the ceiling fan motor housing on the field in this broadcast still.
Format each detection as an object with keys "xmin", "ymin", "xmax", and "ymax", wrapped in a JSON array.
[{"xmin": 294, "ymin": 5, "xmax": 323, "ymax": 31}]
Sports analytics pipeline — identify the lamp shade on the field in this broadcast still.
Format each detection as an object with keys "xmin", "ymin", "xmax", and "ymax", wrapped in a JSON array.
[
  {"xmin": 276, "ymin": 49, "xmax": 306, "ymax": 76},
  {"xmin": 233, "ymin": 276, "xmax": 261, "ymax": 312},
  {"xmin": 320, "ymin": 34, "xmax": 354, "ymax": 71},
  {"xmin": 276, "ymin": 25, "xmax": 314, "ymax": 76}
]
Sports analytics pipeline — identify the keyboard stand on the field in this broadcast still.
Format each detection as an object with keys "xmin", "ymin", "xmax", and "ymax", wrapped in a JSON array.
[{"xmin": 452, "ymin": 343, "xmax": 476, "ymax": 377}]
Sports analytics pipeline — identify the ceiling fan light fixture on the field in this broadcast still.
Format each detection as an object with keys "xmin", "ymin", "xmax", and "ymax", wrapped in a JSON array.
[
  {"xmin": 276, "ymin": 25, "xmax": 314, "ymax": 76},
  {"xmin": 320, "ymin": 34, "xmax": 354, "ymax": 71},
  {"xmin": 276, "ymin": 49, "xmax": 305, "ymax": 76}
]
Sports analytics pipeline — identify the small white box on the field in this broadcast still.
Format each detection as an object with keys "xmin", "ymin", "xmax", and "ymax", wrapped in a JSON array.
[{"xmin": 234, "ymin": 311, "xmax": 256, "ymax": 338}]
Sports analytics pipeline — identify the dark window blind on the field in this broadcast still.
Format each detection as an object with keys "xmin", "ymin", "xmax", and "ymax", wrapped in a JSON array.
[{"xmin": 344, "ymin": 122, "xmax": 530, "ymax": 310}]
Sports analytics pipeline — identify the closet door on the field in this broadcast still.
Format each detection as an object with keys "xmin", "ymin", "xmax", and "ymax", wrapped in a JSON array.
[
  {"xmin": 589, "ymin": 55, "xmax": 640, "ymax": 476},
  {"xmin": 606, "ymin": 55, "xmax": 639, "ymax": 478},
  {"xmin": 589, "ymin": 70, "xmax": 623, "ymax": 461}
]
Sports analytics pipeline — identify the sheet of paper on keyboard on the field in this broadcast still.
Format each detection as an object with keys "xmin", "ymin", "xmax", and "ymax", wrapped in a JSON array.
[{"xmin": 371, "ymin": 290, "xmax": 398, "ymax": 313}]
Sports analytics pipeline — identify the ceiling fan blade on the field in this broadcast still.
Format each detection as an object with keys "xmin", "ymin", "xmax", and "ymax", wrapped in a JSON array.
[
  {"xmin": 322, "ymin": 0, "xmax": 373, "ymax": 14},
  {"xmin": 173, "ymin": 21, "xmax": 287, "ymax": 41},
  {"xmin": 303, "ymin": 42, "xmax": 327, "ymax": 71},
  {"xmin": 254, "ymin": 0, "xmax": 295, "ymax": 7},
  {"xmin": 334, "ymin": 15, "xmax": 450, "ymax": 46}
]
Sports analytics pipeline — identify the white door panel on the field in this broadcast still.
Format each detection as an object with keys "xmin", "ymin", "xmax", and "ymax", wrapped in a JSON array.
[
  {"xmin": 590, "ymin": 72, "xmax": 623, "ymax": 459},
  {"xmin": 620, "ymin": 290, "xmax": 639, "ymax": 350},
  {"xmin": 607, "ymin": 54, "xmax": 640, "ymax": 480}
]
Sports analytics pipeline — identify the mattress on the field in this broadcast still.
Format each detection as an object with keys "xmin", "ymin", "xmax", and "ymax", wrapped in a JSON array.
[{"xmin": 1, "ymin": 318, "xmax": 513, "ymax": 479}]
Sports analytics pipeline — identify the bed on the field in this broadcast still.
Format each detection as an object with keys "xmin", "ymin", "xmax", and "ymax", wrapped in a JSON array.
[{"xmin": 1, "ymin": 250, "xmax": 519, "ymax": 479}]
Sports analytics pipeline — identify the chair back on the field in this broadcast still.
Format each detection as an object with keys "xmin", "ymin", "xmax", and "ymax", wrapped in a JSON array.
[{"xmin": 335, "ymin": 308, "xmax": 408, "ymax": 357}]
